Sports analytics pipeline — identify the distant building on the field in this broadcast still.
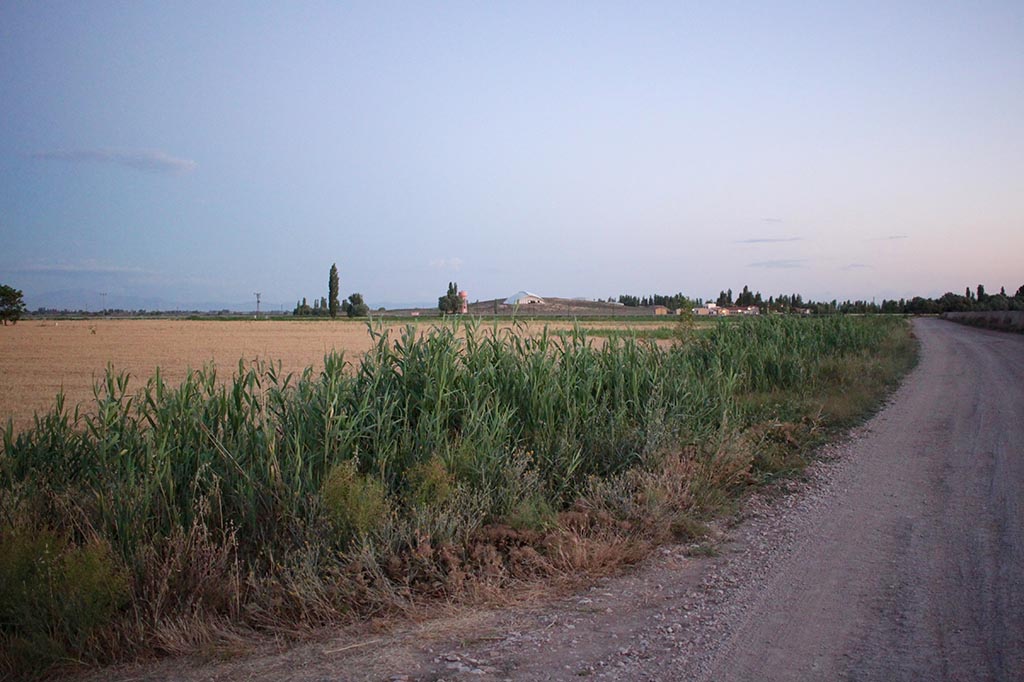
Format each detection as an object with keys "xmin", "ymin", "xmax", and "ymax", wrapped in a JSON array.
[
  {"xmin": 691, "ymin": 303, "xmax": 760, "ymax": 317},
  {"xmin": 692, "ymin": 303, "xmax": 719, "ymax": 316},
  {"xmin": 652, "ymin": 305, "xmax": 669, "ymax": 316},
  {"xmin": 504, "ymin": 291, "xmax": 545, "ymax": 305},
  {"xmin": 721, "ymin": 305, "xmax": 760, "ymax": 316},
  {"xmin": 459, "ymin": 290, "xmax": 469, "ymax": 314}
]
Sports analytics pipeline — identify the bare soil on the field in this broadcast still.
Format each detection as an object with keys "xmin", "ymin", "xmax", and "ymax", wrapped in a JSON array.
[{"xmin": 66, "ymin": 318, "xmax": 1024, "ymax": 681}]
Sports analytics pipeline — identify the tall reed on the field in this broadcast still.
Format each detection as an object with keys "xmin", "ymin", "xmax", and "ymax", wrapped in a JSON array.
[{"xmin": 0, "ymin": 315, "xmax": 911, "ymax": 673}]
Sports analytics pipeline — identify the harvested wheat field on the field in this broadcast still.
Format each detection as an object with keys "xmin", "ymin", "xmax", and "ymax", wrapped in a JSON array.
[
  {"xmin": 0, "ymin": 319, "xmax": 381, "ymax": 432},
  {"xmin": 0, "ymin": 318, "xmax": 667, "ymax": 432}
]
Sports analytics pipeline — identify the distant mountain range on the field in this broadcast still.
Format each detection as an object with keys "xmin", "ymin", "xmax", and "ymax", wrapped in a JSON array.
[{"xmin": 25, "ymin": 289, "xmax": 434, "ymax": 313}]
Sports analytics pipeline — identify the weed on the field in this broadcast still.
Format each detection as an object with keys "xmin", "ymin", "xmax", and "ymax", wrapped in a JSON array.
[
  {"xmin": 321, "ymin": 460, "xmax": 391, "ymax": 543},
  {"xmin": 406, "ymin": 455, "xmax": 454, "ymax": 509}
]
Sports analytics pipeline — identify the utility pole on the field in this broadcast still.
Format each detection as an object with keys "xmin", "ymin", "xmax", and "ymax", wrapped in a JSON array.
[
  {"xmin": 99, "ymin": 292, "xmax": 107, "ymax": 315},
  {"xmin": 254, "ymin": 292, "xmax": 261, "ymax": 320}
]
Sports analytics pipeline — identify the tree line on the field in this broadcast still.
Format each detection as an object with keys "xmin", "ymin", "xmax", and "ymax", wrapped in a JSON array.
[
  {"xmin": 617, "ymin": 292, "xmax": 699, "ymax": 309},
  {"xmin": 832, "ymin": 284, "xmax": 1024, "ymax": 315},
  {"xmin": 293, "ymin": 263, "xmax": 369, "ymax": 318},
  {"xmin": 615, "ymin": 283, "xmax": 1024, "ymax": 315}
]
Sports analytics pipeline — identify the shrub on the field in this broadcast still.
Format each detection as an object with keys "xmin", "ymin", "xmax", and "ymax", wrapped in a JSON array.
[
  {"xmin": 0, "ymin": 527, "xmax": 128, "ymax": 673},
  {"xmin": 321, "ymin": 460, "xmax": 390, "ymax": 543},
  {"xmin": 505, "ymin": 494, "xmax": 557, "ymax": 532},
  {"xmin": 406, "ymin": 455, "xmax": 454, "ymax": 509}
]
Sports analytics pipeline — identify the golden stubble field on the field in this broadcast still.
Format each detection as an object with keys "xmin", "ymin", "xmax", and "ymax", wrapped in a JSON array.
[{"xmin": 0, "ymin": 318, "xmax": 667, "ymax": 433}]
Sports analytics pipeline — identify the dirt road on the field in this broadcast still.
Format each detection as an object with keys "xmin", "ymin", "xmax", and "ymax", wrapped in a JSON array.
[
  {"xmin": 690, "ymin": 318, "xmax": 1024, "ymax": 680},
  {"xmin": 84, "ymin": 318, "xmax": 1024, "ymax": 681}
]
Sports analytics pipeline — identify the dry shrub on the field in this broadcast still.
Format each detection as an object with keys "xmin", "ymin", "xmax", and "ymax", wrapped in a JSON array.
[
  {"xmin": 132, "ymin": 516, "xmax": 243, "ymax": 653},
  {"xmin": 236, "ymin": 538, "xmax": 425, "ymax": 638},
  {"xmin": 743, "ymin": 419, "xmax": 818, "ymax": 478},
  {"xmin": 505, "ymin": 494, "xmax": 558, "ymax": 532},
  {"xmin": 406, "ymin": 455, "xmax": 454, "ymax": 509},
  {"xmin": 148, "ymin": 612, "xmax": 247, "ymax": 660}
]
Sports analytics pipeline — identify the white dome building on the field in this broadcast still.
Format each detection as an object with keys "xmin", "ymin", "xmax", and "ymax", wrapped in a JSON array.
[{"xmin": 503, "ymin": 291, "xmax": 545, "ymax": 305}]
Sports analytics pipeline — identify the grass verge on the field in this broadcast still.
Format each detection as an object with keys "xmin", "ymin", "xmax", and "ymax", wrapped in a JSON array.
[{"xmin": 0, "ymin": 316, "xmax": 916, "ymax": 678}]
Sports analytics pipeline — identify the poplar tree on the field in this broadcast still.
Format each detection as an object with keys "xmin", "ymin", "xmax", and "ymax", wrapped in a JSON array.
[{"xmin": 329, "ymin": 263, "xmax": 340, "ymax": 318}]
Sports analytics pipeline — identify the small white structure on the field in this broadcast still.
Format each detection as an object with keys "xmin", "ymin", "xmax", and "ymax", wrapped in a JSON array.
[
  {"xmin": 504, "ymin": 291, "xmax": 545, "ymax": 305},
  {"xmin": 692, "ymin": 303, "xmax": 719, "ymax": 316}
]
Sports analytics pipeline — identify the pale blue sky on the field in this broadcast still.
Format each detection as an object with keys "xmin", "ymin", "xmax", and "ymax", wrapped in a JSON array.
[{"xmin": 1, "ymin": 1, "xmax": 1021, "ymax": 310}]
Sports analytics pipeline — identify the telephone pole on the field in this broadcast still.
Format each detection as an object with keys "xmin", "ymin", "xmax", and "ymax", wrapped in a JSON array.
[{"xmin": 254, "ymin": 292, "xmax": 261, "ymax": 319}]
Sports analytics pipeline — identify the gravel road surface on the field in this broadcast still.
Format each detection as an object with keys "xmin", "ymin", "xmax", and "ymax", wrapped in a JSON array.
[
  {"xmin": 691, "ymin": 319, "xmax": 1024, "ymax": 680},
  {"xmin": 84, "ymin": 318, "xmax": 1023, "ymax": 681}
]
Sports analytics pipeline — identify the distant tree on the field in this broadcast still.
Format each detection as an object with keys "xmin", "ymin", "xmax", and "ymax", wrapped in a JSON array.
[
  {"xmin": 881, "ymin": 299, "xmax": 901, "ymax": 314},
  {"xmin": 346, "ymin": 292, "xmax": 369, "ymax": 318},
  {"xmin": 989, "ymin": 291, "xmax": 1010, "ymax": 311},
  {"xmin": 977, "ymin": 284, "xmax": 986, "ymax": 302},
  {"xmin": 329, "ymin": 263, "xmax": 340, "ymax": 318},
  {"xmin": 0, "ymin": 284, "xmax": 26, "ymax": 325},
  {"xmin": 439, "ymin": 281, "xmax": 461, "ymax": 315},
  {"xmin": 906, "ymin": 296, "xmax": 940, "ymax": 314},
  {"xmin": 937, "ymin": 292, "xmax": 967, "ymax": 313}
]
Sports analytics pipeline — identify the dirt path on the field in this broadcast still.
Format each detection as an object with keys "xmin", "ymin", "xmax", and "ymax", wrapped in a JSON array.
[
  {"xmin": 79, "ymin": 318, "xmax": 1024, "ymax": 681},
  {"xmin": 688, "ymin": 318, "xmax": 1024, "ymax": 681}
]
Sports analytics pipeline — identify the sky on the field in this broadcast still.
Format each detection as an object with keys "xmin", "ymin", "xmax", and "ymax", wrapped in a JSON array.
[{"xmin": 1, "ymin": 1, "xmax": 1022, "ymax": 310}]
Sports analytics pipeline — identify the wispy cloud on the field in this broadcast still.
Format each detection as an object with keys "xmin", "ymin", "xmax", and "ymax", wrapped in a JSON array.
[
  {"xmin": 31, "ymin": 149, "xmax": 197, "ymax": 174},
  {"xmin": 842, "ymin": 263, "xmax": 871, "ymax": 271},
  {"xmin": 736, "ymin": 237, "xmax": 802, "ymax": 244},
  {"xmin": 429, "ymin": 257, "xmax": 463, "ymax": 271},
  {"xmin": 761, "ymin": 217, "xmax": 783, "ymax": 223},
  {"xmin": 871, "ymin": 234, "xmax": 908, "ymax": 241},
  {"xmin": 748, "ymin": 259, "xmax": 805, "ymax": 269}
]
